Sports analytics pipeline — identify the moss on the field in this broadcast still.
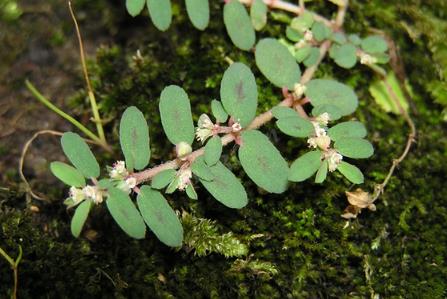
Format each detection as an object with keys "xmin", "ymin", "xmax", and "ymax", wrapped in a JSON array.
[{"xmin": 2, "ymin": 0, "xmax": 447, "ymax": 298}]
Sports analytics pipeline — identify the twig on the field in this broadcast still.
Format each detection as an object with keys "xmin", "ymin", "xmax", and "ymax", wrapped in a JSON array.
[
  {"xmin": 0, "ymin": 245, "xmax": 22, "ymax": 299},
  {"xmin": 132, "ymin": 2, "xmax": 348, "ymax": 184},
  {"xmin": 371, "ymin": 71, "xmax": 416, "ymax": 202},
  {"xmin": 68, "ymin": 1, "xmax": 107, "ymax": 145}
]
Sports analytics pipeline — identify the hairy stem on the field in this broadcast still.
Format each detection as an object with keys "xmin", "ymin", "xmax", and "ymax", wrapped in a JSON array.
[{"xmin": 132, "ymin": 2, "xmax": 348, "ymax": 184}]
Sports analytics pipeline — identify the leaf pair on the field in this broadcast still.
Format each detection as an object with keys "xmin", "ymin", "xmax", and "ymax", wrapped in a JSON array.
[
  {"xmin": 107, "ymin": 186, "xmax": 183, "ymax": 247},
  {"xmin": 126, "ymin": 0, "xmax": 209, "ymax": 31}
]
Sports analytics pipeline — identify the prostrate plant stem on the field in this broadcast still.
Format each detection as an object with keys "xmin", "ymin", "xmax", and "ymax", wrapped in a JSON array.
[{"xmin": 131, "ymin": 1, "xmax": 348, "ymax": 184}]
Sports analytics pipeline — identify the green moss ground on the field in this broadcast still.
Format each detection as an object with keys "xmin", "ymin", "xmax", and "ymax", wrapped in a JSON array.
[{"xmin": 1, "ymin": 0, "xmax": 446, "ymax": 298}]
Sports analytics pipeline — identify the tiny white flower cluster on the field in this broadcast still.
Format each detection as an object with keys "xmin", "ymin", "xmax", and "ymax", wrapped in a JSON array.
[
  {"xmin": 177, "ymin": 169, "xmax": 192, "ymax": 191},
  {"xmin": 293, "ymin": 83, "xmax": 307, "ymax": 98},
  {"xmin": 307, "ymin": 113, "xmax": 343, "ymax": 172},
  {"xmin": 304, "ymin": 30, "xmax": 313, "ymax": 42},
  {"xmin": 360, "ymin": 53, "xmax": 377, "ymax": 65},
  {"xmin": 195, "ymin": 114, "xmax": 215, "ymax": 143},
  {"xmin": 109, "ymin": 161, "xmax": 128, "ymax": 179},
  {"xmin": 69, "ymin": 185, "xmax": 104, "ymax": 205},
  {"xmin": 176, "ymin": 142, "xmax": 192, "ymax": 160}
]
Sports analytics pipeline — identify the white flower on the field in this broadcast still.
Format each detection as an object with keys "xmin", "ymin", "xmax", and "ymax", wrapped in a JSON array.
[
  {"xmin": 125, "ymin": 177, "xmax": 137, "ymax": 189},
  {"xmin": 109, "ymin": 160, "xmax": 128, "ymax": 179},
  {"xmin": 176, "ymin": 142, "xmax": 192, "ymax": 159},
  {"xmin": 82, "ymin": 185, "xmax": 104, "ymax": 204},
  {"xmin": 232, "ymin": 122, "xmax": 242, "ymax": 132},
  {"xmin": 177, "ymin": 169, "xmax": 192, "ymax": 191},
  {"xmin": 195, "ymin": 114, "xmax": 214, "ymax": 143},
  {"xmin": 308, "ymin": 135, "xmax": 331, "ymax": 150},
  {"xmin": 304, "ymin": 30, "xmax": 313, "ymax": 42},
  {"xmin": 326, "ymin": 149, "xmax": 343, "ymax": 172},
  {"xmin": 293, "ymin": 83, "xmax": 307, "ymax": 98},
  {"xmin": 360, "ymin": 53, "xmax": 377, "ymax": 65},
  {"xmin": 315, "ymin": 112, "xmax": 330, "ymax": 126},
  {"xmin": 69, "ymin": 186, "xmax": 85, "ymax": 204}
]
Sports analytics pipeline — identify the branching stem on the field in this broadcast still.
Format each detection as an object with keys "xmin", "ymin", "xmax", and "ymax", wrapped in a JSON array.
[{"xmin": 132, "ymin": 2, "xmax": 348, "ymax": 184}]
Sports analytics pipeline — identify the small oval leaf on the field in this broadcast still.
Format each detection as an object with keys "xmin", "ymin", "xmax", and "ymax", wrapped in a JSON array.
[
  {"xmin": 191, "ymin": 157, "xmax": 214, "ymax": 181},
  {"xmin": 197, "ymin": 157, "xmax": 248, "ymax": 209},
  {"xmin": 289, "ymin": 150, "xmax": 322, "ymax": 182},
  {"xmin": 220, "ymin": 62, "xmax": 258, "ymax": 127},
  {"xmin": 305, "ymin": 79, "xmax": 358, "ymax": 116},
  {"xmin": 238, "ymin": 130, "xmax": 288, "ymax": 193},
  {"xmin": 328, "ymin": 121, "xmax": 367, "ymax": 141},
  {"xmin": 159, "ymin": 85, "xmax": 195, "ymax": 145},
  {"xmin": 315, "ymin": 160, "xmax": 328, "ymax": 184},
  {"xmin": 255, "ymin": 38, "xmax": 301, "ymax": 89},
  {"xmin": 330, "ymin": 44, "xmax": 357, "ymax": 69},
  {"xmin": 311, "ymin": 104, "xmax": 343, "ymax": 121},
  {"xmin": 276, "ymin": 116, "xmax": 314, "ymax": 138},
  {"xmin": 211, "ymin": 100, "xmax": 228, "ymax": 123},
  {"xmin": 223, "ymin": 0, "xmax": 256, "ymax": 51},
  {"xmin": 50, "ymin": 161, "xmax": 85, "ymax": 187},
  {"xmin": 303, "ymin": 47, "xmax": 320, "ymax": 67},
  {"xmin": 271, "ymin": 106, "xmax": 299, "ymax": 119},
  {"xmin": 126, "ymin": 0, "xmax": 145, "ymax": 17},
  {"xmin": 335, "ymin": 138, "xmax": 374, "ymax": 159},
  {"xmin": 185, "ymin": 0, "xmax": 209, "ymax": 30},
  {"xmin": 337, "ymin": 161, "xmax": 364, "ymax": 184},
  {"xmin": 61, "ymin": 132, "xmax": 100, "ymax": 178},
  {"xmin": 137, "ymin": 186, "xmax": 183, "ymax": 247},
  {"xmin": 250, "ymin": 0, "xmax": 267, "ymax": 31},
  {"xmin": 185, "ymin": 184, "xmax": 198, "ymax": 200},
  {"xmin": 147, "ymin": 0, "xmax": 172, "ymax": 31},
  {"xmin": 204, "ymin": 136, "xmax": 222, "ymax": 166},
  {"xmin": 71, "ymin": 200, "xmax": 92, "ymax": 238},
  {"xmin": 151, "ymin": 169, "xmax": 177, "ymax": 189},
  {"xmin": 106, "ymin": 187, "xmax": 146, "ymax": 239},
  {"xmin": 361, "ymin": 36, "xmax": 388, "ymax": 54},
  {"xmin": 120, "ymin": 106, "xmax": 151, "ymax": 171}
]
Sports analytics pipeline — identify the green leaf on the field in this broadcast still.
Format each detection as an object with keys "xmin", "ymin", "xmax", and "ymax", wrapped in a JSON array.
[
  {"xmin": 185, "ymin": 0, "xmax": 209, "ymax": 30},
  {"xmin": 204, "ymin": 136, "xmax": 222, "ymax": 166},
  {"xmin": 50, "ymin": 161, "xmax": 85, "ymax": 187},
  {"xmin": 185, "ymin": 184, "xmax": 198, "ymax": 200},
  {"xmin": 223, "ymin": 0, "xmax": 255, "ymax": 51},
  {"xmin": 289, "ymin": 150, "xmax": 322, "ymax": 182},
  {"xmin": 137, "ymin": 186, "xmax": 183, "ymax": 247},
  {"xmin": 119, "ymin": 106, "xmax": 150, "ymax": 171},
  {"xmin": 315, "ymin": 160, "xmax": 328, "ymax": 183},
  {"xmin": 191, "ymin": 157, "xmax": 214, "ymax": 181},
  {"xmin": 126, "ymin": 0, "xmax": 145, "ymax": 17},
  {"xmin": 328, "ymin": 121, "xmax": 367, "ymax": 141},
  {"xmin": 197, "ymin": 157, "xmax": 248, "ymax": 209},
  {"xmin": 290, "ymin": 11, "xmax": 314, "ymax": 32},
  {"xmin": 106, "ymin": 187, "xmax": 146, "ymax": 239},
  {"xmin": 335, "ymin": 138, "xmax": 374, "ymax": 159},
  {"xmin": 151, "ymin": 169, "xmax": 176, "ymax": 189},
  {"xmin": 275, "ymin": 116, "xmax": 314, "ymax": 138},
  {"xmin": 71, "ymin": 200, "xmax": 92, "ymax": 238},
  {"xmin": 220, "ymin": 62, "xmax": 258, "ymax": 127},
  {"xmin": 250, "ymin": 0, "xmax": 267, "ymax": 31},
  {"xmin": 294, "ymin": 45, "xmax": 311, "ymax": 62},
  {"xmin": 159, "ymin": 85, "xmax": 195, "ymax": 145},
  {"xmin": 98, "ymin": 178, "xmax": 113, "ymax": 189},
  {"xmin": 271, "ymin": 106, "xmax": 299, "ymax": 119},
  {"xmin": 286, "ymin": 26, "xmax": 303, "ymax": 42},
  {"xmin": 337, "ymin": 161, "xmax": 364, "ymax": 184},
  {"xmin": 311, "ymin": 104, "xmax": 343, "ymax": 120},
  {"xmin": 331, "ymin": 32, "xmax": 347, "ymax": 44},
  {"xmin": 255, "ymin": 38, "xmax": 301, "ymax": 89},
  {"xmin": 305, "ymin": 79, "xmax": 358, "ymax": 116},
  {"xmin": 61, "ymin": 132, "xmax": 100, "ymax": 178},
  {"xmin": 361, "ymin": 35, "xmax": 388, "ymax": 54},
  {"xmin": 311, "ymin": 22, "xmax": 331, "ymax": 42},
  {"xmin": 146, "ymin": 0, "xmax": 172, "ymax": 31},
  {"xmin": 238, "ymin": 130, "xmax": 288, "ymax": 193},
  {"xmin": 330, "ymin": 44, "xmax": 357, "ymax": 69},
  {"xmin": 303, "ymin": 47, "xmax": 320, "ymax": 67},
  {"xmin": 369, "ymin": 71, "xmax": 409, "ymax": 114},
  {"xmin": 211, "ymin": 100, "xmax": 228, "ymax": 123},
  {"xmin": 348, "ymin": 34, "xmax": 361, "ymax": 46}
]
